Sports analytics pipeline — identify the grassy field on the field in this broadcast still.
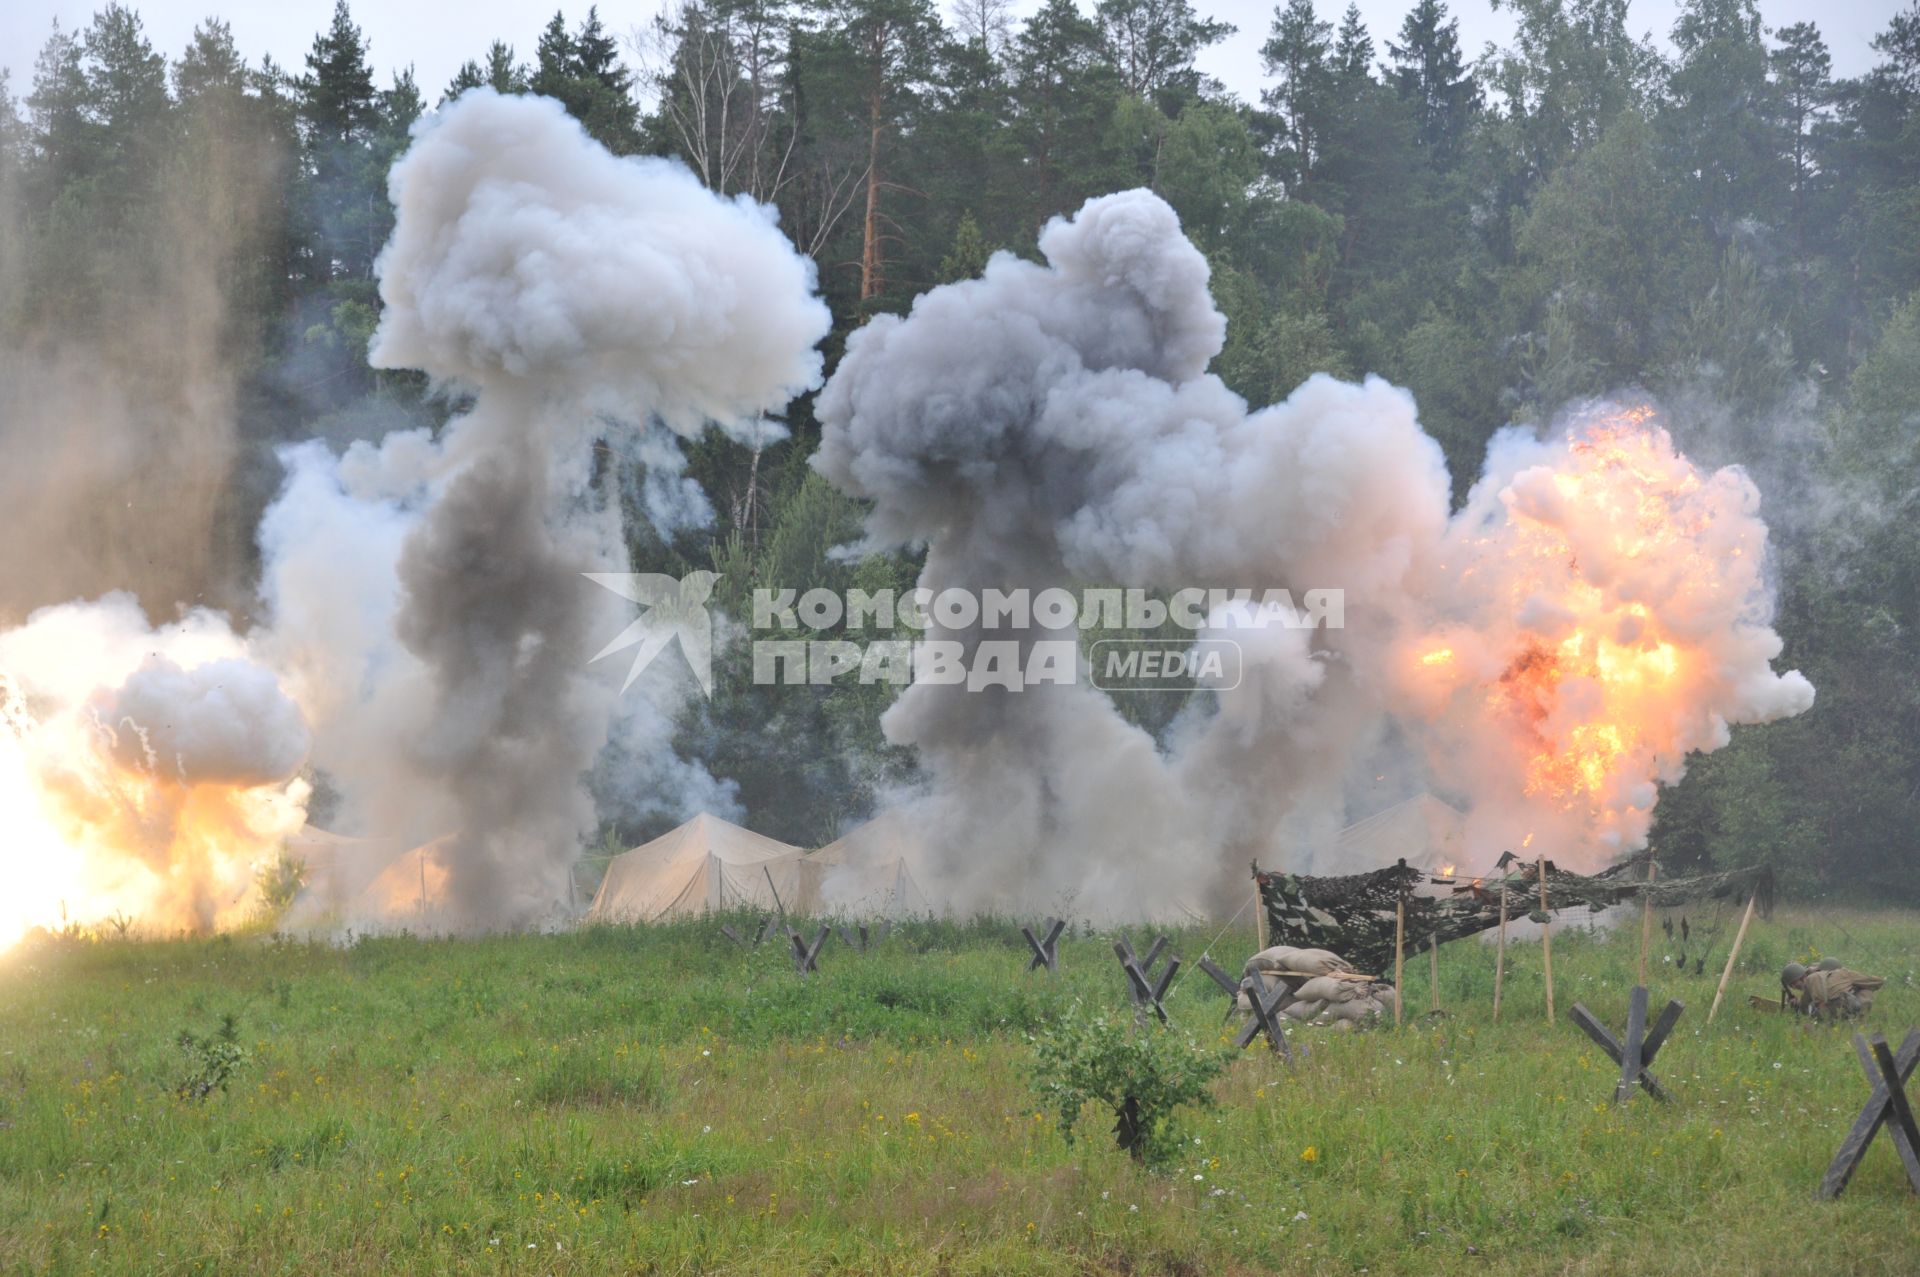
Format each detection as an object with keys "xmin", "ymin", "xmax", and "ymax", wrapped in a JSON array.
[{"xmin": 2, "ymin": 904, "xmax": 1917, "ymax": 1275}]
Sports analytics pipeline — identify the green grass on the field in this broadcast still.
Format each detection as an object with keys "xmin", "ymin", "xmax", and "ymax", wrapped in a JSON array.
[{"xmin": 1, "ymin": 906, "xmax": 1917, "ymax": 1275}]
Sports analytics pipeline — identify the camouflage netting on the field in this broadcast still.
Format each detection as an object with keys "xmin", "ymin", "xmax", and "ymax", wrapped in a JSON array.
[{"xmin": 1253, "ymin": 852, "xmax": 1774, "ymax": 976}]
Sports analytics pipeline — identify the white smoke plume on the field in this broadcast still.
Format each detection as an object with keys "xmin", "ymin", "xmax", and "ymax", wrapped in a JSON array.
[
  {"xmin": 815, "ymin": 190, "xmax": 1812, "ymax": 917},
  {"xmin": 95, "ymin": 654, "xmax": 310, "ymax": 787},
  {"xmin": 260, "ymin": 90, "xmax": 830, "ymax": 929}
]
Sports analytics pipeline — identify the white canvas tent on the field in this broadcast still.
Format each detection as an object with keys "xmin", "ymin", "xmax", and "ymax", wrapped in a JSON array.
[
  {"xmin": 809, "ymin": 811, "xmax": 933, "ymax": 918},
  {"xmin": 353, "ymin": 833, "xmax": 458, "ymax": 919},
  {"xmin": 281, "ymin": 825, "xmax": 409, "ymax": 919},
  {"xmin": 587, "ymin": 814, "xmax": 809, "ymax": 923},
  {"xmin": 1333, "ymin": 794, "xmax": 1469, "ymax": 877}
]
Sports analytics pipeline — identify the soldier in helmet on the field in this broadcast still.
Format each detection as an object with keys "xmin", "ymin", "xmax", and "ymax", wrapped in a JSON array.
[{"xmin": 1781, "ymin": 960, "xmax": 1885, "ymax": 1019}]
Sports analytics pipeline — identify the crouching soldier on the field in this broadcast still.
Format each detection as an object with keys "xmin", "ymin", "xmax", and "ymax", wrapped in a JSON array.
[{"xmin": 1780, "ymin": 959, "xmax": 1886, "ymax": 1019}]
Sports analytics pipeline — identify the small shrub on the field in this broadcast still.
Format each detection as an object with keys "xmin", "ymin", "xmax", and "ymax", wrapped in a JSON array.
[
  {"xmin": 255, "ymin": 852, "xmax": 309, "ymax": 917},
  {"xmin": 174, "ymin": 1014, "xmax": 250, "ymax": 1101},
  {"xmin": 1028, "ymin": 1003, "xmax": 1231, "ymax": 1168}
]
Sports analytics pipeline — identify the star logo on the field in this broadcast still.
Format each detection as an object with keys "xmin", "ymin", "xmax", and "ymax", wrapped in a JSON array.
[{"xmin": 584, "ymin": 571, "xmax": 719, "ymax": 697}]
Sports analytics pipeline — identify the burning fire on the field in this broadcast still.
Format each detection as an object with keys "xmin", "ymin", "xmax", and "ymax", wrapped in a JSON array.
[
  {"xmin": 0, "ymin": 600, "xmax": 309, "ymax": 951},
  {"xmin": 1400, "ymin": 405, "xmax": 1814, "ymax": 866}
]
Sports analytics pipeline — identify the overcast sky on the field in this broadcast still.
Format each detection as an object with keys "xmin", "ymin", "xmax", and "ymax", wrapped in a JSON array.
[{"xmin": 1, "ymin": 0, "xmax": 1899, "ymax": 116}]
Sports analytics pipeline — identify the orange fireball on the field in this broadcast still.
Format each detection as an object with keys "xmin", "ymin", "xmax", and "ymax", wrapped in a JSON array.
[{"xmin": 1401, "ymin": 403, "xmax": 1814, "ymax": 868}]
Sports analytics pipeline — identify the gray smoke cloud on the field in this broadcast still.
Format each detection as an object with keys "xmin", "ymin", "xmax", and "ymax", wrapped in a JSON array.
[
  {"xmin": 261, "ymin": 90, "xmax": 829, "ymax": 928},
  {"xmin": 816, "ymin": 191, "xmax": 1452, "ymax": 917},
  {"xmin": 815, "ymin": 190, "xmax": 1812, "ymax": 918}
]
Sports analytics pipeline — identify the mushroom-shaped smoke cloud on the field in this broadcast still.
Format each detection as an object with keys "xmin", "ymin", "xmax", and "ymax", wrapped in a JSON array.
[{"xmin": 260, "ymin": 90, "xmax": 831, "ymax": 929}]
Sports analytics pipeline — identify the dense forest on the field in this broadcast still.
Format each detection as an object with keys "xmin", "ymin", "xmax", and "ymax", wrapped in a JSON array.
[{"xmin": 1, "ymin": 0, "xmax": 1916, "ymax": 897}]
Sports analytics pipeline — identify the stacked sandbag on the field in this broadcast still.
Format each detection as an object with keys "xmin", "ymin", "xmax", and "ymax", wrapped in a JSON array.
[
  {"xmin": 1235, "ymin": 945, "xmax": 1394, "ymax": 1028},
  {"xmin": 1245, "ymin": 945, "xmax": 1354, "ymax": 978}
]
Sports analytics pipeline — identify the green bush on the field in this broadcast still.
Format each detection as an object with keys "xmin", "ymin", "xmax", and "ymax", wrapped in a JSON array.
[
  {"xmin": 1028, "ymin": 1003, "xmax": 1231, "ymax": 1168},
  {"xmin": 174, "ymin": 1013, "xmax": 250, "ymax": 1101}
]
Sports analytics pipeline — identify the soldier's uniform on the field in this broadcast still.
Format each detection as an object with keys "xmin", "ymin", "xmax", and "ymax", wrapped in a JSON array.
[{"xmin": 1781, "ymin": 960, "xmax": 1885, "ymax": 1019}]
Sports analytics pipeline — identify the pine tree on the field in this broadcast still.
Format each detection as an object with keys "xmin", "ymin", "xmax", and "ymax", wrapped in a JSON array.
[
  {"xmin": 1007, "ymin": 0, "xmax": 1122, "ymax": 229},
  {"xmin": 26, "ymin": 23, "xmax": 93, "ymax": 197},
  {"xmin": 1385, "ymin": 0, "xmax": 1477, "ymax": 163},
  {"xmin": 445, "ymin": 61, "xmax": 486, "ymax": 101},
  {"xmin": 531, "ymin": 8, "xmax": 641, "ymax": 151},
  {"xmin": 83, "ymin": 4, "xmax": 171, "ymax": 146},
  {"xmin": 174, "ymin": 19, "xmax": 250, "ymax": 106},
  {"xmin": 534, "ymin": 11, "xmax": 576, "ymax": 89},
  {"xmin": 300, "ymin": 0, "xmax": 377, "ymax": 148},
  {"xmin": 938, "ymin": 210, "xmax": 994, "ymax": 281},
  {"xmin": 1260, "ymin": 0, "xmax": 1332, "ymax": 191},
  {"xmin": 806, "ymin": 0, "xmax": 945, "ymax": 304},
  {"xmin": 949, "ymin": 0, "xmax": 1014, "ymax": 60},
  {"xmin": 1331, "ymin": 3, "xmax": 1370, "ymax": 87},
  {"xmin": 1769, "ymin": 21, "xmax": 1832, "ymax": 269},
  {"xmin": 1663, "ymin": 0, "xmax": 1779, "ymax": 243},
  {"xmin": 1093, "ymin": 0, "xmax": 1233, "ymax": 103},
  {"xmin": 486, "ymin": 41, "xmax": 529, "ymax": 93}
]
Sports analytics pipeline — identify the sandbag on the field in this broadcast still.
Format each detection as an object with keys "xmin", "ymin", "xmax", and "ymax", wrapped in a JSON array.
[
  {"xmin": 1276, "ymin": 948, "xmax": 1354, "ymax": 977},
  {"xmin": 1294, "ymin": 975, "xmax": 1366, "ymax": 1004},
  {"xmin": 1372, "ymin": 985, "xmax": 1398, "ymax": 1016},
  {"xmin": 1328, "ymin": 996, "xmax": 1383, "ymax": 1022},
  {"xmin": 1244, "ymin": 946, "xmax": 1302, "ymax": 976},
  {"xmin": 1281, "ymin": 998, "xmax": 1325, "ymax": 1021}
]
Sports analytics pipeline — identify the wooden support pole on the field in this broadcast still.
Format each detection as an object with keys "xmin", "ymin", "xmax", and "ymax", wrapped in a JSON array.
[
  {"xmin": 1493, "ymin": 884, "xmax": 1508, "ymax": 1023},
  {"xmin": 1538, "ymin": 858, "xmax": 1555, "ymax": 1027},
  {"xmin": 764, "ymin": 866, "xmax": 788, "ymax": 929},
  {"xmin": 1429, "ymin": 932, "xmax": 1440, "ymax": 1012},
  {"xmin": 1254, "ymin": 876, "xmax": 1268, "ymax": 951},
  {"xmin": 1639, "ymin": 857, "xmax": 1656, "ymax": 988},
  {"xmin": 1707, "ymin": 892, "xmax": 1758, "ymax": 1024},
  {"xmin": 1393, "ymin": 895, "xmax": 1406, "ymax": 1028}
]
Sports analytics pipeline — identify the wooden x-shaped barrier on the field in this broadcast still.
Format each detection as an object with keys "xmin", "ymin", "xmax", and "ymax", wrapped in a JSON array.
[
  {"xmin": 1234, "ymin": 977, "xmax": 1294, "ymax": 1060},
  {"xmin": 1021, "ymin": 917, "xmax": 1066, "ymax": 973},
  {"xmin": 1112, "ymin": 939, "xmax": 1179, "ymax": 1026},
  {"xmin": 838, "ymin": 921, "xmax": 891, "ymax": 953},
  {"xmin": 788, "ymin": 924, "xmax": 831, "ymax": 975},
  {"xmin": 1196, "ymin": 956, "xmax": 1241, "ymax": 999},
  {"xmin": 1568, "ymin": 986, "xmax": 1685, "ymax": 1102},
  {"xmin": 1820, "ymin": 1029, "xmax": 1920, "ymax": 1199},
  {"xmin": 720, "ymin": 917, "xmax": 776, "ymax": 949}
]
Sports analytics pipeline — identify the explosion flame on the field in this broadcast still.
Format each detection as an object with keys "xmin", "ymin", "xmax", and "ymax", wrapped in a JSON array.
[
  {"xmin": 1398, "ymin": 406, "xmax": 1814, "ymax": 866},
  {"xmin": 0, "ymin": 598, "xmax": 308, "ymax": 949}
]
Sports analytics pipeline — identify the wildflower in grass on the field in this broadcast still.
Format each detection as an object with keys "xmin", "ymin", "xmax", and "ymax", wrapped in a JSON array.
[{"xmin": 1300, "ymin": 1146, "xmax": 1318, "ymax": 1163}]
